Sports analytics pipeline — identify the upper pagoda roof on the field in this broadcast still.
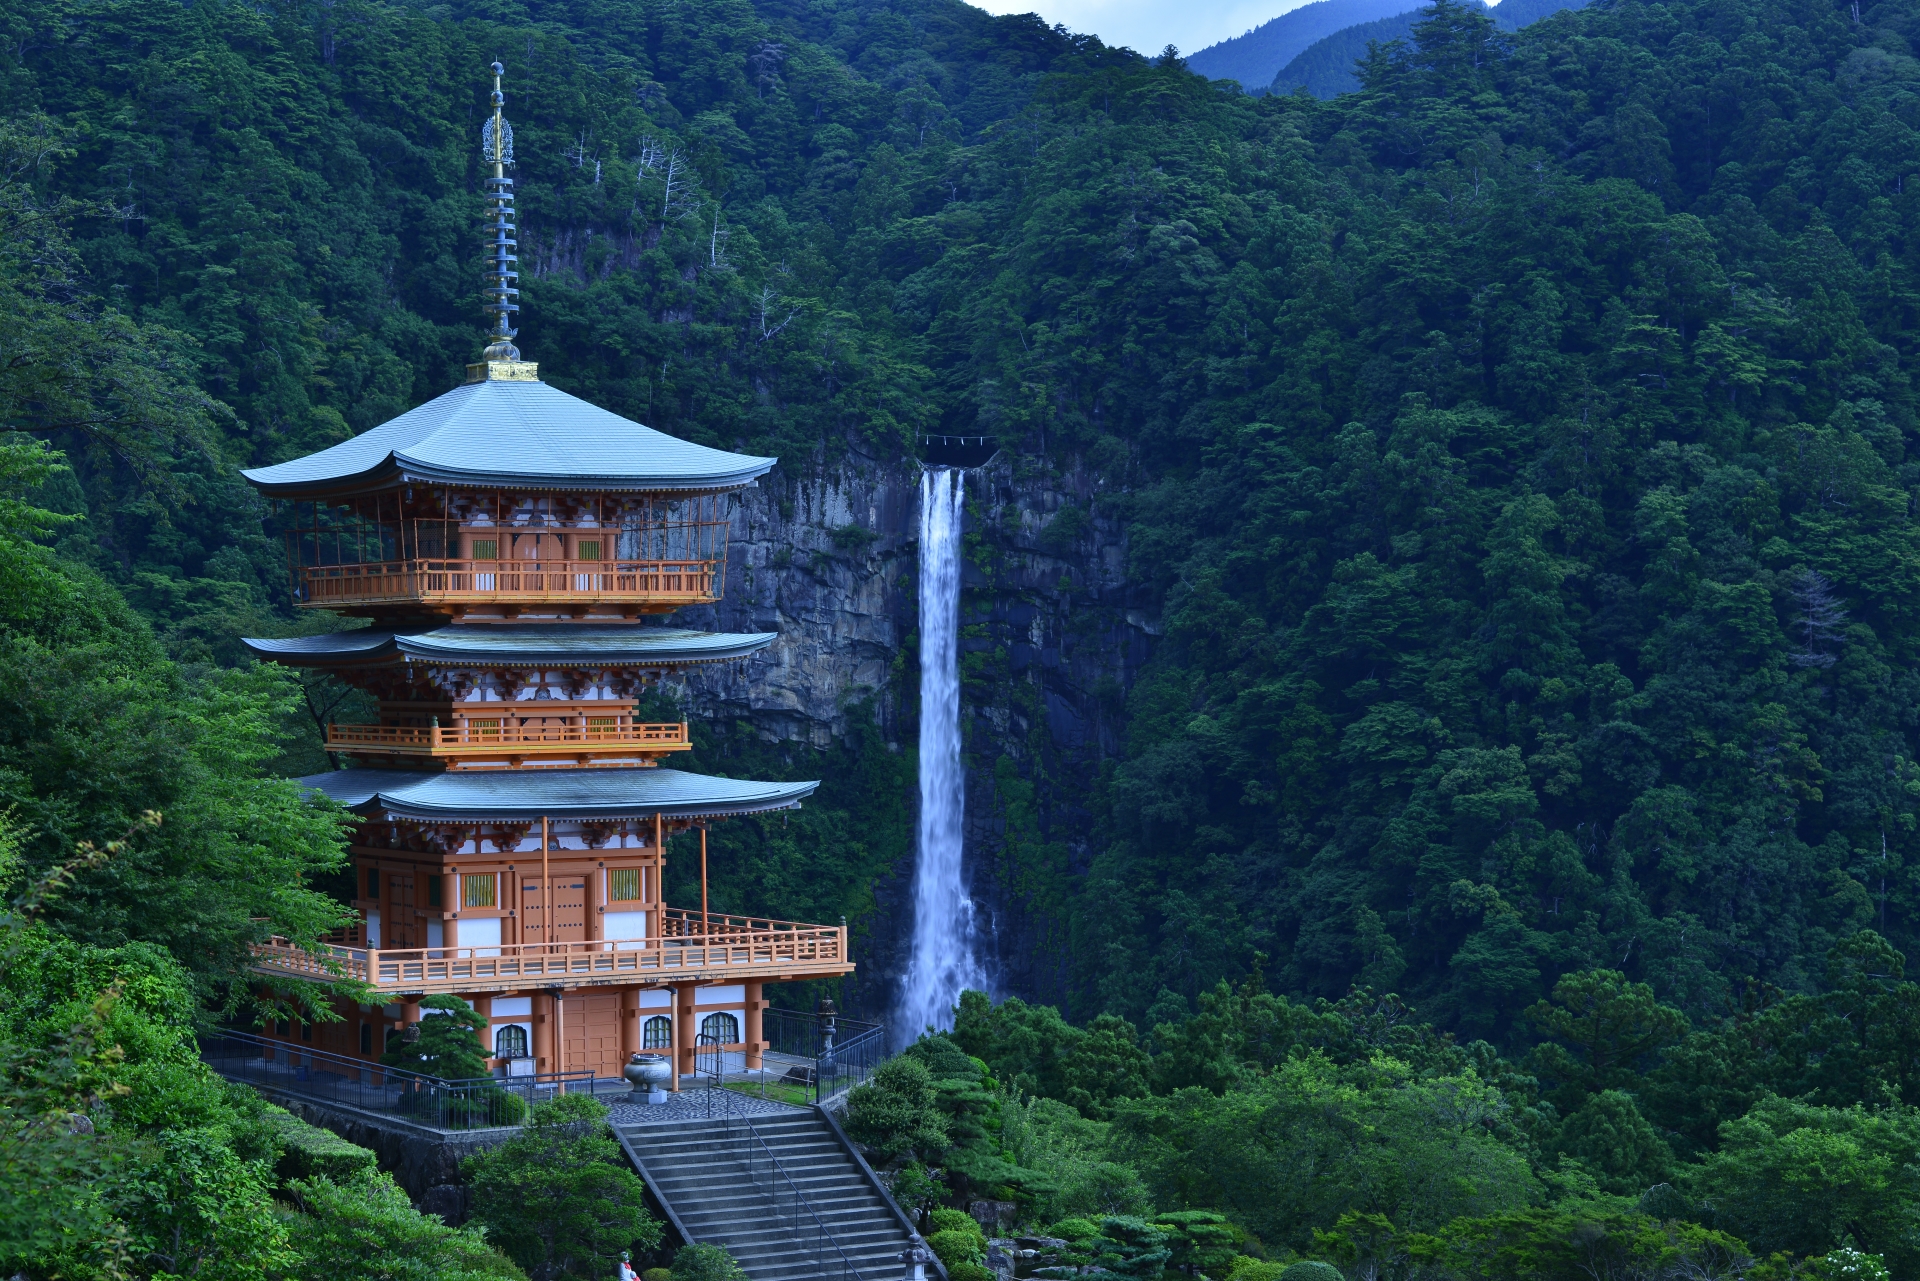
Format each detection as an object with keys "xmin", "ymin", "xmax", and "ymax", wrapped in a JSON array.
[
  {"xmin": 242, "ymin": 625, "xmax": 774, "ymax": 669},
  {"xmin": 303, "ymin": 766, "xmax": 817, "ymax": 821},
  {"xmin": 240, "ymin": 376, "xmax": 776, "ymax": 499}
]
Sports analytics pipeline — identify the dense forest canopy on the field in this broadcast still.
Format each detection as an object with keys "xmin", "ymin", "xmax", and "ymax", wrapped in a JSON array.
[
  {"xmin": 10, "ymin": 0, "xmax": 1920, "ymax": 1044},
  {"xmin": 8, "ymin": 0, "xmax": 1920, "ymax": 1269}
]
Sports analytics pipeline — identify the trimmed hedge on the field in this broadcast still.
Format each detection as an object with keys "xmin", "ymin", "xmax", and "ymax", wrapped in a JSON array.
[{"xmin": 262, "ymin": 1107, "xmax": 378, "ymax": 1185}]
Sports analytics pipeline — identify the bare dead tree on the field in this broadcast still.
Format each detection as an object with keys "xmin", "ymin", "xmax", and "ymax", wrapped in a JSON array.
[{"xmin": 1789, "ymin": 567, "xmax": 1848, "ymax": 668}]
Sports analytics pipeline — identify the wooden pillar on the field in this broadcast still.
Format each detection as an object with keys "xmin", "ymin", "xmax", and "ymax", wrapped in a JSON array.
[
  {"xmin": 699, "ymin": 824, "xmax": 709, "ymax": 935},
  {"xmin": 621, "ymin": 987, "xmax": 641, "ymax": 1059},
  {"xmin": 588, "ymin": 861, "xmax": 604, "ymax": 943},
  {"xmin": 744, "ymin": 980, "xmax": 764, "ymax": 1070},
  {"xmin": 533, "ymin": 990, "xmax": 556, "ymax": 1072},
  {"xmin": 400, "ymin": 997, "xmax": 421, "ymax": 1026},
  {"xmin": 442, "ymin": 870, "xmax": 458, "ymax": 926},
  {"xmin": 674, "ymin": 982, "xmax": 698, "ymax": 1089},
  {"xmin": 540, "ymin": 817, "xmax": 551, "ymax": 952}
]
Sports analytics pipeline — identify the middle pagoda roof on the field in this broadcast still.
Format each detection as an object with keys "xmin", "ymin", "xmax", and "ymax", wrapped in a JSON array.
[
  {"xmin": 240, "ymin": 375, "xmax": 778, "ymax": 500},
  {"xmin": 305, "ymin": 766, "xmax": 818, "ymax": 821},
  {"xmin": 241, "ymin": 624, "xmax": 775, "ymax": 671}
]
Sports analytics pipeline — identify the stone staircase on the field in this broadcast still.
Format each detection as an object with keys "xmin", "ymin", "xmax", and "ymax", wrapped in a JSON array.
[{"xmin": 615, "ymin": 1105, "xmax": 925, "ymax": 1281}]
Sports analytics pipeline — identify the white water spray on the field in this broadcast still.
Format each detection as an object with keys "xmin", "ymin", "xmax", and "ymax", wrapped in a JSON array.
[{"xmin": 898, "ymin": 467, "xmax": 988, "ymax": 1038}]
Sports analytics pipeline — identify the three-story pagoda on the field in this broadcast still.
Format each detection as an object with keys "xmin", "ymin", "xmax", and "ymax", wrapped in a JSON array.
[{"xmin": 239, "ymin": 65, "xmax": 851, "ymax": 1085}]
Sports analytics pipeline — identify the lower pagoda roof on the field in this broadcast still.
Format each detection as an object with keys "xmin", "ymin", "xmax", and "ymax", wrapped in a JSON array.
[
  {"xmin": 244, "ymin": 625, "xmax": 775, "ymax": 669},
  {"xmin": 303, "ymin": 766, "xmax": 817, "ymax": 821}
]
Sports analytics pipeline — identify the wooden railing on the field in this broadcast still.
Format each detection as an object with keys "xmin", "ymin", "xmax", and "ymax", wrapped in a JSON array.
[
  {"xmin": 325, "ymin": 721, "xmax": 690, "ymax": 756},
  {"xmin": 250, "ymin": 918, "xmax": 850, "ymax": 993},
  {"xmin": 296, "ymin": 558, "xmax": 718, "ymax": 607}
]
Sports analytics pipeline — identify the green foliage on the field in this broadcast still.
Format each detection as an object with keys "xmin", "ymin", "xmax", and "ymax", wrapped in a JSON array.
[
  {"xmin": 1807, "ymin": 1247, "xmax": 1893, "ymax": 1281},
  {"xmin": 467, "ymin": 1094, "xmax": 661, "ymax": 1281},
  {"xmin": 928, "ymin": 1228, "xmax": 988, "ymax": 1268},
  {"xmin": 643, "ymin": 1269, "xmax": 674, "ymax": 1281},
  {"xmin": 670, "ymin": 1243, "xmax": 749, "ymax": 1281},
  {"xmin": 1274, "ymin": 1265, "xmax": 1341, "ymax": 1281},
  {"xmin": 846, "ymin": 1056, "xmax": 951, "ymax": 1163},
  {"xmin": 930, "ymin": 1207, "xmax": 989, "ymax": 1241},
  {"xmin": 1113, "ymin": 1054, "xmax": 1538, "ymax": 1251},
  {"xmin": 1153, "ymin": 1210, "xmax": 1238, "ymax": 1275},
  {"xmin": 1555, "ymin": 1091, "xmax": 1673, "ymax": 1197},
  {"xmin": 1686, "ymin": 1096, "xmax": 1920, "ymax": 1275},
  {"xmin": 1411, "ymin": 1209, "xmax": 1753, "ymax": 1281},
  {"xmin": 260, "ymin": 1107, "xmax": 379, "ymax": 1186},
  {"xmin": 284, "ymin": 1171, "xmax": 528, "ymax": 1281},
  {"xmin": 380, "ymin": 996, "xmax": 526, "ymax": 1126},
  {"xmin": 1526, "ymin": 973, "xmax": 1691, "ymax": 1110},
  {"xmin": 948, "ymin": 1263, "xmax": 995, "ymax": 1281}
]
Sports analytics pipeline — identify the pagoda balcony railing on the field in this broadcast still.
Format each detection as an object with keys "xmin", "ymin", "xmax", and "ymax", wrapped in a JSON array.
[
  {"xmin": 325, "ymin": 720, "xmax": 691, "ymax": 757},
  {"xmin": 250, "ymin": 916, "xmax": 849, "ymax": 995},
  {"xmin": 295, "ymin": 558, "xmax": 718, "ymax": 609}
]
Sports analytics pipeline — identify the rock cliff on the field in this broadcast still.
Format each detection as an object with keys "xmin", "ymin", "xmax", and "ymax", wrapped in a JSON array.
[{"xmin": 673, "ymin": 451, "xmax": 1159, "ymax": 1019}]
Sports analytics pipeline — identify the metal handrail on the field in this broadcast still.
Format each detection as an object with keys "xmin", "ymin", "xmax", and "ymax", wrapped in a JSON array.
[
  {"xmin": 201, "ymin": 1028, "xmax": 594, "ymax": 1131},
  {"xmin": 717, "ymin": 1088, "xmax": 869, "ymax": 1281}
]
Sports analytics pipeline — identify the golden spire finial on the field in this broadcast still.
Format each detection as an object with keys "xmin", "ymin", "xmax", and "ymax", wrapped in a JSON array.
[{"xmin": 480, "ymin": 60, "xmax": 520, "ymax": 362}]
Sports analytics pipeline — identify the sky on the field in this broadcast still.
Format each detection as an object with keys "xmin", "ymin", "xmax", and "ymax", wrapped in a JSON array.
[{"xmin": 964, "ymin": 0, "xmax": 1312, "ymax": 59}]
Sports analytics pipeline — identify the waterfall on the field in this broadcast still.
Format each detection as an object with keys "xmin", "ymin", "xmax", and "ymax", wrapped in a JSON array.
[{"xmin": 898, "ymin": 466, "xmax": 987, "ymax": 1038}]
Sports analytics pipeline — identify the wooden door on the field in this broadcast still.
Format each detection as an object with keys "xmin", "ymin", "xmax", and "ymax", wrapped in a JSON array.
[
  {"xmin": 387, "ymin": 873, "xmax": 415, "ymax": 947},
  {"xmin": 561, "ymin": 992, "xmax": 623, "ymax": 1079},
  {"xmin": 520, "ymin": 876, "xmax": 588, "ymax": 945}
]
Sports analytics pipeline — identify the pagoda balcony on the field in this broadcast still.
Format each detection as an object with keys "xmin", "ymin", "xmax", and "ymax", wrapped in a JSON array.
[
  {"xmin": 295, "ymin": 558, "xmax": 718, "ymax": 613},
  {"xmin": 249, "ymin": 912, "xmax": 851, "ymax": 995},
  {"xmin": 324, "ymin": 720, "xmax": 691, "ymax": 761}
]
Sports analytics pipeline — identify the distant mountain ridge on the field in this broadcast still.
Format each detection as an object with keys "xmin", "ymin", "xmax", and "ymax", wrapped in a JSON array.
[
  {"xmin": 1185, "ymin": 0, "xmax": 1427, "ymax": 89},
  {"xmin": 1266, "ymin": 0, "xmax": 1590, "ymax": 97},
  {"xmin": 1190, "ymin": 0, "xmax": 1590, "ymax": 93}
]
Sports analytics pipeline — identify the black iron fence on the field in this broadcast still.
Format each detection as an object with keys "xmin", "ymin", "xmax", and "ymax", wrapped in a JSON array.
[
  {"xmin": 200, "ymin": 1030, "xmax": 594, "ymax": 1132},
  {"xmin": 753, "ymin": 1007, "xmax": 888, "ymax": 1104}
]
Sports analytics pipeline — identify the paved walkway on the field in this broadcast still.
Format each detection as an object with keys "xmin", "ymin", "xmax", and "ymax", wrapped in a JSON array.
[{"xmin": 607, "ymin": 1086, "xmax": 808, "ymax": 1125}]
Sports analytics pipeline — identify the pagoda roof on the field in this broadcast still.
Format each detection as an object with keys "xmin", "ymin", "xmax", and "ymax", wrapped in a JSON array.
[
  {"xmin": 242, "ymin": 625, "xmax": 774, "ymax": 669},
  {"xmin": 303, "ymin": 766, "xmax": 817, "ymax": 821},
  {"xmin": 240, "ymin": 377, "xmax": 776, "ymax": 499}
]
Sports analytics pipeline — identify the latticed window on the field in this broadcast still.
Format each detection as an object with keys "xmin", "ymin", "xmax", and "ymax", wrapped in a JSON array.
[
  {"xmin": 494, "ymin": 1025, "xmax": 529, "ymax": 1059},
  {"xmin": 609, "ymin": 868, "xmax": 641, "ymax": 901},
  {"xmin": 462, "ymin": 873, "xmax": 497, "ymax": 908},
  {"xmin": 471, "ymin": 538, "xmax": 498, "ymax": 561},
  {"xmin": 577, "ymin": 539, "xmax": 602, "ymax": 560},
  {"xmin": 699, "ymin": 1012, "xmax": 740, "ymax": 1045},
  {"xmin": 642, "ymin": 1016, "xmax": 673, "ymax": 1049}
]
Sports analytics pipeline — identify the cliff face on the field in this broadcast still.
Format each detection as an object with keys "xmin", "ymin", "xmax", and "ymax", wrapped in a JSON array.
[{"xmin": 672, "ymin": 453, "xmax": 1159, "ymax": 1019}]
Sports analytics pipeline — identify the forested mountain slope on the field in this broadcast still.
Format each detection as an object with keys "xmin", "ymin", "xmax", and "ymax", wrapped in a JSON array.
[{"xmin": 6, "ymin": 0, "xmax": 1920, "ymax": 1053}]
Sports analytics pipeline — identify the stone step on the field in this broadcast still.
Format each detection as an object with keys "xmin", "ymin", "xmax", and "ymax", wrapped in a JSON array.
[{"xmin": 616, "ymin": 1109, "xmax": 922, "ymax": 1281}]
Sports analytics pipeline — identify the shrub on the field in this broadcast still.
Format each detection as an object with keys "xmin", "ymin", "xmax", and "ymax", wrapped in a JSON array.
[
  {"xmin": 262, "ymin": 1107, "xmax": 378, "ymax": 1186},
  {"xmin": 671, "ymin": 1243, "xmax": 748, "ymax": 1281},
  {"xmin": 1230, "ymin": 1265, "xmax": 1288, "ymax": 1281},
  {"xmin": 643, "ymin": 1270, "xmax": 673, "ymax": 1281},
  {"xmin": 1278, "ymin": 1265, "xmax": 1342, "ymax": 1281},
  {"xmin": 928, "ymin": 1229, "xmax": 987, "ymax": 1268},
  {"xmin": 949, "ymin": 1263, "xmax": 994, "ymax": 1281},
  {"xmin": 930, "ymin": 1207, "xmax": 987, "ymax": 1243},
  {"xmin": 1051, "ymin": 1218, "xmax": 1099, "ymax": 1241}
]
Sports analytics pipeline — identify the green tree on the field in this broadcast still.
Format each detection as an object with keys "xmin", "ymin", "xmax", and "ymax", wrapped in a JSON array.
[
  {"xmin": 466, "ymin": 1094, "xmax": 660, "ymax": 1281},
  {"xmin": 1555, "ymin": 1090, "xmax": 1673, "ymax": 1196},
  {"xmin": 845, "ymin": 1056, "xmax": 951, "ymax": 1164},
  {"xmin": 284, "ymin": 1171, "xmax": 527, "ymax": 1281},
  {"xmin": 1526, "ymin": 972, "xmax": 1691, "ymax": 1109}
]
